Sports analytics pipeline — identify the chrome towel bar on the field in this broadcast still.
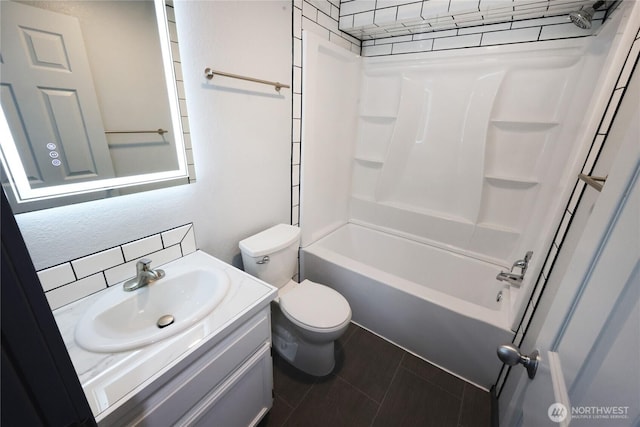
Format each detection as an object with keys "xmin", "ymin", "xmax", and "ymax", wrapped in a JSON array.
[
  {"xmin": 204, "ymin": 67, "xmax": 290, "ymax": 92},
  {"xmin": 105, "ymin": 129, "xmax": 168, "ymax": 135}
]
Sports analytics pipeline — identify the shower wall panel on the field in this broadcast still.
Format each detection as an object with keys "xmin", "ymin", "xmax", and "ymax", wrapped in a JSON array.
[{"xmin": 350, "ymin": 41, "xmax": 601, "ymax": 265}]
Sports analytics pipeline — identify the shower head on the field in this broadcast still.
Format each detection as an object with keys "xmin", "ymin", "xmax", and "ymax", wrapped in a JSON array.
[{"xmin": 569, "ymin": 1, "xmax": 605, "ymax": 29}]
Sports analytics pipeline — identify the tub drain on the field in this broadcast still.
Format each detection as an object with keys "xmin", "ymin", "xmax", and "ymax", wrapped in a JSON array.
[{"xmin": 157, "ymin": 314, "xmax": 175, "ymax": 328}]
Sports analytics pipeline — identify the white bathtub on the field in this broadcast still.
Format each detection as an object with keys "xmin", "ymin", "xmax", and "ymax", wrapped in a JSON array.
[{"xmin": 300, "ymin": 223, "xmax": 515, "ymax": 389}]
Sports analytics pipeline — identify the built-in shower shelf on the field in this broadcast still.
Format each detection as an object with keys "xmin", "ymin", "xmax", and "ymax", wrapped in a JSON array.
[
  {"xmin": 484, "ymin": 175, "xmax": 539, "ymax": 188},
  {"xmin": 354, "ymin": 155, "xmax": 385, "ymax": 166},
  {"xmin": 490, "ymin": 120, "xmax": 559, "ymax": 132}
]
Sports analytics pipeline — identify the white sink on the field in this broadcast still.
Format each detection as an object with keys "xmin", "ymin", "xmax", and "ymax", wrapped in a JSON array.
[{"xmin": 75, "ymin": 257, "xmax": 230, "ymax": 353}]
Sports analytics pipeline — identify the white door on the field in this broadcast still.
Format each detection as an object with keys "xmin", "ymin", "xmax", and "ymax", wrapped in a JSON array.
[
  {"xmin": 498, "ymin": 67, "xmax": 640, "ymax": 426},
  {"xmin": 1, "ymin": 1, "xmax": 114, "ymax": 188}
]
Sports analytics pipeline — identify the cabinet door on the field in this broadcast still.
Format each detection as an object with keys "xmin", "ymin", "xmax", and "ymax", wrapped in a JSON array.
[{"xmin": 184, "ymin": 344, "xmax": 273, "ymax": 427}]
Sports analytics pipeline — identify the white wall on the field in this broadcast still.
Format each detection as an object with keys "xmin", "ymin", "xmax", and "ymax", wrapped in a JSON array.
[{"xmin": 15, "ymin": 0, "xmax": 292, "ymax": 270}]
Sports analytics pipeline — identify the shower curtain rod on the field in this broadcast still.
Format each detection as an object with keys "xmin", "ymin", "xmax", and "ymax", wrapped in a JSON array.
[{"xmin": 204, "ymin": 67, "xmax": 290, "ymax": 92}]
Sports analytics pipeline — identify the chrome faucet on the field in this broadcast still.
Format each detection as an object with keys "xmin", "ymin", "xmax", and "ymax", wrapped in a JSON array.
[
  {"xmin": 496, "ymin": 251, "xmax": 533, "ymax": 286},
  {"xmin": 123, "ymin": 258, "xmax": 165, "ymax": 291}
]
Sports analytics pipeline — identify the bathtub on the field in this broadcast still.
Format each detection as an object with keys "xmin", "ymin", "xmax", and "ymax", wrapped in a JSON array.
[{"xmin": 300, "ymin": 223, "xmax": 515, "ymax": 389}]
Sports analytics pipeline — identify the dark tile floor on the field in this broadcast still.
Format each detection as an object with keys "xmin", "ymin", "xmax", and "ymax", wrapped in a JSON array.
[{"xmin": 259, "ymin": 323, "xmax": 491, "ymax": 427}]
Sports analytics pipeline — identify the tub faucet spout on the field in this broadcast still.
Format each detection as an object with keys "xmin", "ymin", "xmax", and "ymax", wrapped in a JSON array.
[
  {"xmin": 496, "ymin": 271, "xmax": 523, "ymax": 286},
  {"xmin": 123, "ymin": 258, "xmax": 165, "ymax": 291}
]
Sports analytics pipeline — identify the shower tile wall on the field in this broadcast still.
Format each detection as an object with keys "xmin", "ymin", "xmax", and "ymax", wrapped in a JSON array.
[
  {"xmin": 291, "ymin": 0, "xmax": 361, "ymax": 225},
  {"xmin": 37, "ymin": 224, "xmax": 197, "ymax": 310},
  {"xmin": 291, "ymin": 0, "xmax": 617, "ymax": 225},
  {"xmin": 167, "ymin": 1, "xmax": 196, "ymax": 183},
  {"xmin": 339, "ymin": 0, "xmax": 609, "ymax": 57}
]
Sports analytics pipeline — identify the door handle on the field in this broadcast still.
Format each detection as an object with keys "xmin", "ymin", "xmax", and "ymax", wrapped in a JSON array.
[{"xmin": 497, "ymin": 344, "xmax": 539, "ymax": 379}]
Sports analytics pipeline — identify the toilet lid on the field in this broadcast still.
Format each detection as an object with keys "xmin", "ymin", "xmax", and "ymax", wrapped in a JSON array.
[{"xmin": 279, "ymin": 280, "xmax": 351, "ymax": 330}]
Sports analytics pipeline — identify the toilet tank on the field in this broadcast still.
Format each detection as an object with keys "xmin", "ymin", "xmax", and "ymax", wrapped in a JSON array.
[{"xmin": 239, "ymin": 224, "xmax": 301, "ymax": 288}]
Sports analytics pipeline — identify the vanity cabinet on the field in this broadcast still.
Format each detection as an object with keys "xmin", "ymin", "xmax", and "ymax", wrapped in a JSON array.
[{"xmin": 101, "ymin": 308, "xmax": 273, "ymax": 427}]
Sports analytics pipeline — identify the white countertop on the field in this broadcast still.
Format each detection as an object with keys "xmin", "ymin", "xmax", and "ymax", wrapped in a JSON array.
[{"xmin": 53, "ymin": 250, "xmax": 276, "ymax": 421}]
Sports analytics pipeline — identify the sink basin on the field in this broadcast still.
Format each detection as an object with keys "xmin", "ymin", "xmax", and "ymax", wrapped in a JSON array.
[{"xmin": 75, "ymin": 258, "xmax": 229, "ymax": 353}]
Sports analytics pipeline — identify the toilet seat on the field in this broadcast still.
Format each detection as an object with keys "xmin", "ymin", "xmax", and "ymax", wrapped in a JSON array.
[{"xmin": 279, "ymin": 280, "xmax": 351, "ymax": 333}]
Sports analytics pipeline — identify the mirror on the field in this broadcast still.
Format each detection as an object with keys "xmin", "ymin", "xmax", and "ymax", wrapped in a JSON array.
[{"xmin": 0, "ymin": 0, "xmax": 192, "ymax": 213}]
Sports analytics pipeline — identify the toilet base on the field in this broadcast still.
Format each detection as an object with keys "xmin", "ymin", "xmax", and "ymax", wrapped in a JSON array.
[{"xmin": 271, "ymin": 304, "xmax": 342, "ymax": 377}]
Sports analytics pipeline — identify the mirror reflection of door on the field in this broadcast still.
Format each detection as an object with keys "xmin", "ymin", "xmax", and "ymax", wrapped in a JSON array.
[{"xmin": 1, "ymin": 1, "xmax": 115, "ymax": 188}]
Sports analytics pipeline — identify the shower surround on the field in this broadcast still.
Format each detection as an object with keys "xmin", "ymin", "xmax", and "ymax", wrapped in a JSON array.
[{"xmin": 298, "ymin": 2, "xmax": 635, "ymax": 388}]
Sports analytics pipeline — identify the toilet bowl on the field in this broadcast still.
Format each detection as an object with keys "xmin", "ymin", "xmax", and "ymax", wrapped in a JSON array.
[{"xmin": 239, "ymin": 224, "xmax": 351, "ymax": 376}]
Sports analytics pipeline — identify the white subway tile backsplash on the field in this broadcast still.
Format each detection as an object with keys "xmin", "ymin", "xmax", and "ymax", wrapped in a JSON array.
[
  {"xmin": 339, "ymin": 14, "xmax": 354, "ymax": 30},
  {"xmin": 377, "ymin": 35, "xmax": 412, "ymax": 45},
  {"xmin": 449, "ymin": 1, "xmax": 479, "ymax": 14},
  {"xmin": 567, "ymin": 180, "xmax": 586, "ymax": 215},
  {"xmin": 413, "ymin": 29, "xmax": 457, "ymax": 40},
  {"xmin": 105, "ymin": 259, "xmax": 138, "ymax": 286},
  {"xmin": 303, "ymin": 16, "xmax": 331, "ymax": 39},
  {"xmin": 161, "ymin": 224, "xmax": 191, "ymax": 248},
  {"xmin": 374, "ymin": 7, "xmax": 398, "ymax": 26},
  {"xmin": 46, "ymin": 273, "xmax": 106, "ymax": 310},
  {"xmin": 433, "ymin": 33, "xmax": 481, "ymax": 50},
  {"xmin": 397, "ymin": 2, "xmax": 421, "ymax": 21},
  {"xmin": 38, "ymin": 263, "xmax": 75, "ymax": 292},
  {"xmin": 122, "ymin": 235, "xmax": 163, "ymax": 262},
  {"xmin": 294, "ymin": 38, "xmax": 302, "ymax": 66},
  {"xmin": 329, "ymin": 32, "xmax": 354, "ymax": 51},
  {"xmin": 362, "ymin": 44, "xmax": 393, "ymax": 56},
  {"xmin": 583, "ymin": 134, "xmax": 606, "ymax": 172},
  {"xmin": 293, "ymin": 119, "xmax": 301, "ymax": 143},
  {"xmin": 302, "ymin": 0, "xmax": 318, "ymax": 20},
  {"xmin": 293, "ymin": 93, "xmax": 302, "ymax": 119},
  {"xmin": 617, "ymin": 39, "xmax": 640, "ymax": 89},
  {"xmin": 180, "ymin": 229, "xmax": 197, "ymax": 256},
  {"xmin": 294, "ymin": 7, "xmax": 303, "ymax": 38},
  {"xmin": 340, "ymin": 0, "xmax": 376, "ymax": 16},
  {"xmin": 318, "ymin": 9, "xmax": 340, "ymax": 33},
  {"xmin": 555, "ymin": 213, "xmax": 572, "ymax": 249},
  {"xmin": 421, "ymin": 0, "xmax": 450, "ymax": 18},
  {"xmin": 293, "ymin": 142, "xmax": 301, "ymax": 165},
  {"xmin": 353, "ymin": 11, "xmax": 375, "ymax": 28},
  {"xmin": 293, "ymin": 185, "xmax": 300, "ymax": 206},
  {"xmin": 292, "ymin": 164, "xmax": 300, "ymax": 186},
  {"xmin": 293, "ymin": 66, "xmax": 302, "ymax": 94},
  {"xmin": 598, "ymin": 88, "xmax": 624, "ymax": 135},
  {"xmin": 511, "ymin": 15, "xmax": 568, "ymax": 29},
  {"xmin": 104, "ymin": 245, "xmax": 183, "ymax": 287},
  {"xmin": 308, "ymin": 0, "xmax": 332, "ymax": 17},
  {"xmin": 154, "ymin": 245, "xmax": 184, "ymax": 267},
  {"xmin": 539, "ymin": 22, "xmax": 595, "ymax": 40},
  {"xmin": 72, "ymin": 248, "xmax": 124, "ymax": 279},
  {"xmin": 459, "ymin": 22, "xmax": 510, "ymax": 35},
  {"xmin": 42, "ymin": 223, "xmax": 198, "ymax": 304},
  {"xmin": 392, "ymin": 38, "xmax": 434, "ymax": 54},
  {"xmin": 330, "ymin": 3, "xmax": 340, "ymax": 20},
  {"xmin": 542, "ymin": 242, "xmax": 559, "ymax": 280},
  {"xmin": 481, "ymin": 27, "xmax": 540, "ymax": 45}
]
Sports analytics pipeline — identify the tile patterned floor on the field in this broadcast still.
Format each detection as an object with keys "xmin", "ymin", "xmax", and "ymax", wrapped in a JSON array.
[{"xmin": 259, "ymin": 323, "xmax": 491, "ymax": 427}]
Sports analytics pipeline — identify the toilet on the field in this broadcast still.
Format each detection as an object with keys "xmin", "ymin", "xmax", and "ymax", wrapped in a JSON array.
[{"xmin": 239, "ymin": 224, "xmax": 351, "ymax": 376}]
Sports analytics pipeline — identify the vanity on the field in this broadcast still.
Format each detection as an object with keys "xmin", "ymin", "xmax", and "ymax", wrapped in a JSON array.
[{"xmin": 53, "ymin": 250, "xmax": 277, "ymax": 426}]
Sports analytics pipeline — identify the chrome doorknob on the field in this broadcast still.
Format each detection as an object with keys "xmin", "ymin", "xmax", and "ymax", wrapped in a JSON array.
[{"xmin": 497, "ymin": 344, "xmax": 539, "ymax": 379}]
